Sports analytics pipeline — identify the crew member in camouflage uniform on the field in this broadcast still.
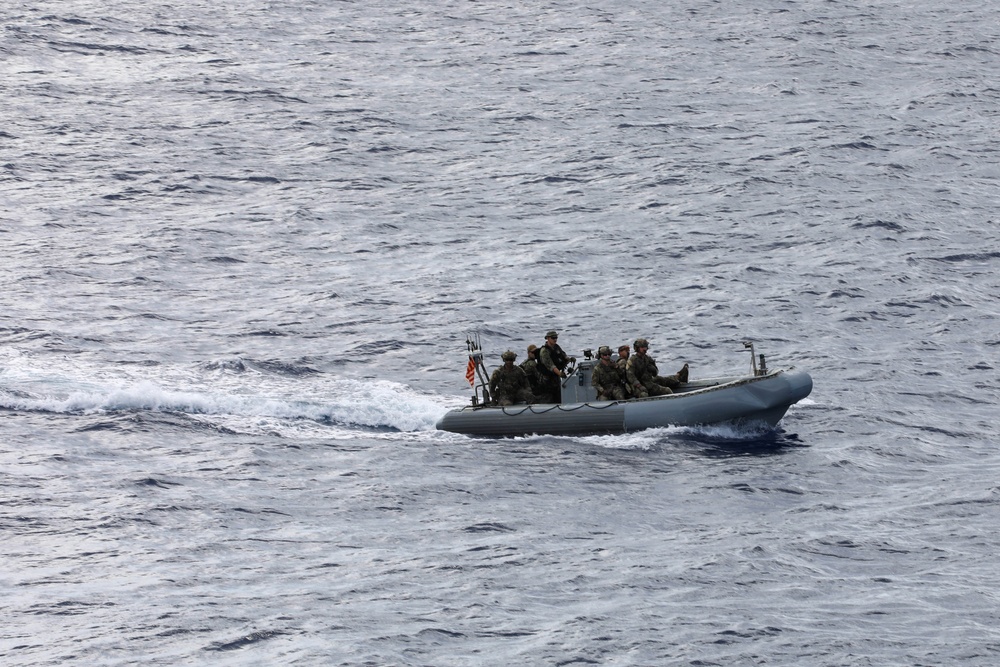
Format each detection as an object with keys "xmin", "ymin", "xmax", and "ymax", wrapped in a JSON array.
[
  {"xmin": 519, "ymin": 344, "xmax": 545, "ymax": 399},
  {"xmin": 616, "ymin": 345, "xmax": 631, "ymax": 372},
  {"xmin": 626, "ymin": 338, "xmax": 689, "ymax": 398},
  {"xmin": 537, "ymin": 330, "xmax": 572, "ymax": 403},
  {"xmin": 490, "ymin": 350, "xmax": 534, "ymax": 406},
  {"xmin": 615, "ymin": 345, "xmax": 632, "ymax": 398},
  {"xmin": 591, "ymin": 346, "xmax": 626, "ymax": 401}
]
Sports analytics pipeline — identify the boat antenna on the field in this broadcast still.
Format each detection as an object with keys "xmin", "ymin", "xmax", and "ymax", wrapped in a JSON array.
[{"xmin": 465, "ymin": 331, "xmax": 492, "ymax": 405}]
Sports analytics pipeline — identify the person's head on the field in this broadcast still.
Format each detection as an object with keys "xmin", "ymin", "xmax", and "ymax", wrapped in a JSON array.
[
  {"xmin": 527, "ymin": 344, "xmax": 538, "ymax": 359},
  {"xmin": 634, "ymin": 338, "xmax": 649, "ymax": 353},
  {"xmin": 501, "ymin": 350, "xmax": 517, "ymax": 364},
  {"xmin": 598, "ymin": 346, "xmax": 612, "ymax": 363},
  {"xmin": 618, "ymin": 345, "xmax": 630, "ymax": 358},
  {"xmin": 545, "ymin": 330, "xmax": 559, "ymax": 346}
]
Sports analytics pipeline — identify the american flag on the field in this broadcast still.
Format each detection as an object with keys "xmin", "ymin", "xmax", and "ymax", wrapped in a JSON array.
[{"xmin": 465, "ymin": 357, "xmax": 476, "ymax": 386}]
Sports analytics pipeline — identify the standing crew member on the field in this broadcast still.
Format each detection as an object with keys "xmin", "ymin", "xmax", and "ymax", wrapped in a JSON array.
[{"xmin": 537, "ymin": 330, "xmax": 572, "ymax": 403}]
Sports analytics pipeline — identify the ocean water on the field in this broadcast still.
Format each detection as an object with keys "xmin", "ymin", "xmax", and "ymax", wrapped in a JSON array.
[{"xmin": 2, "ymin": 0, "xmax": 999, "ymax": 664}]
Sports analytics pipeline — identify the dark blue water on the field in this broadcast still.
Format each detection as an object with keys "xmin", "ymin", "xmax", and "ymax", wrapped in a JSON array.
[{"xmin": 3, "ymin": 1, "xmax": 999, "ymax": 664}]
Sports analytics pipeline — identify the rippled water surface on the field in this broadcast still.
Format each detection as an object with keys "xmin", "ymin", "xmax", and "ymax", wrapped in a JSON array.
[{"xmin": 3, "ymin": 1, "xmax": 999, "ymax": 665}]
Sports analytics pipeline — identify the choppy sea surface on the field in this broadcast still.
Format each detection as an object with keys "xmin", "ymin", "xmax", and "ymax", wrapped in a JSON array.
[{"xmin": 3, "ymin": 1, "xmax": 999, "ymax": 664}]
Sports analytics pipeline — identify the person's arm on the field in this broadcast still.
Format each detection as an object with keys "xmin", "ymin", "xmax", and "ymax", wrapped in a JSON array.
[
  {"xmin": 626, "ymin": 358, "xmax": 642, "ymax": 389},
  {"xmin": 540, "ymin": 348, "xmax": 562, "ymax": 377}
]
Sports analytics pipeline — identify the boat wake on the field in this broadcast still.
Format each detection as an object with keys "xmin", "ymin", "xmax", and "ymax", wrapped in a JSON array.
[{"xmin": 0, "ymin": 375, "xmax": 453, "ymax": 433}]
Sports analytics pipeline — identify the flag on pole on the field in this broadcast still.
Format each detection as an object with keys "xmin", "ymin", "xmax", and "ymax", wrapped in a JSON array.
[{"xmin": 465, "ymin": 357, "xmax": 476, "ymax": 386}]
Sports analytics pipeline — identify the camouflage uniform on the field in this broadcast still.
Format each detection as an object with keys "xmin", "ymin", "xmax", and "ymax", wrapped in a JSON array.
[
  {"xmin": 489, "ymin": 364, "xmax": 534, "ymax": 406},
  {"xmin": 591, "ymin": 358, "xmax": 626, "ymax": 401},
  {"xmin": 615, "ymin": 348, "xmax": 631, "ymax": 396},
  {"xmin": 519, "ymin": 357, "xmax": 540, "ymax": 385},
  {"xmin": 626, "ymin": 351, "xmax": 685, "ymax": 398},
  {"xmin": 520, "ymin": 345, "xmax": 545, "ymax": 399}
]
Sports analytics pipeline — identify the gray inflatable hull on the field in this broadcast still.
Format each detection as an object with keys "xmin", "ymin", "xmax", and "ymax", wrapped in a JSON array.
[{"xmin": 436, "ymin": 369, "xmax": 812, "ymax": 437}]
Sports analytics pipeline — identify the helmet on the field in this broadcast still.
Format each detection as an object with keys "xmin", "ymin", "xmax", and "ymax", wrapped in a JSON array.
[
  {"xmin": 634, "ymin": 338, "xmax": 649, "ymax": 350},
  {"xmin": 618, "ymin": 345, "xmax": 630, "ymax": 354},
  {"xmin": 501, "ymin": 350, "xmax": 517, "ymax": 361},
  {"xmin": 527, "ymin": 344, "xmax": 538, "ymax": 355},
  {"xmin": 598, "ymin": 346, "xmax": 612, "ymax": 356}
]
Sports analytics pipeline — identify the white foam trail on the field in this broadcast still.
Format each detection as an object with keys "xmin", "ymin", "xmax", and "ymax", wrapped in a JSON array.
[
  {"xmin": 678, "ymin": 421, "xmax": 778, "ymax": 440},
  {"xmin": 310, "ymin": 381, "xmax": 454, "ymax": 431},
  {"xmin": 505, "ymin": 419, "xmax": 780, "ymax": 449},
  {"xmin": 0, "ymin": 377, "xmax": 452, "ymax": 432},
  {"xmin": 575, "ymin": 426, "xmax": 686, "ymax": 450}
]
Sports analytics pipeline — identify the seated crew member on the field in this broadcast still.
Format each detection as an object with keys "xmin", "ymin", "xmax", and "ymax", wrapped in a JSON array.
[
  {"xmin": 490, "ymin": 350, "xmax": 534, "ymax": 406},
  {"xmin": 626, "ymin": 338, "xmax": 689, "ymax": 398},
  {"xmin": 616, "ymin": 344, "xmax": 632, "ymax": 397},
  {"xmin": 520, "ymin": 344, "xmax": 545, "ymax": 400},
  {"xmin": 591, "ymin": 346, "xmax": 627, "ymax": 401}
]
